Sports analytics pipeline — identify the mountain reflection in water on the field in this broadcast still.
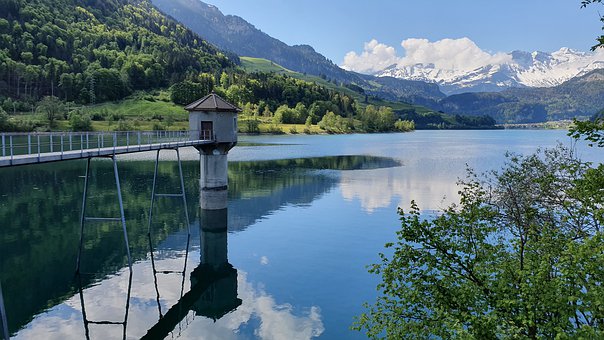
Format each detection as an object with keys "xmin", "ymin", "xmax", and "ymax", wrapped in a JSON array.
[{"xmin": 0, "ymin": 154, "xmax": 399, "ymax": 339}]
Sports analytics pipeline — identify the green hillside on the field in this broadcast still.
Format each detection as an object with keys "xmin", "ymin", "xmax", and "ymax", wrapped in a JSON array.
[
  {"xmin": 0, "ymin": 0, "xmax": 232, "ymax": 106},
  {"xmin": 240, "ymin": 57, "xmax": 295, "ymax": 74}
]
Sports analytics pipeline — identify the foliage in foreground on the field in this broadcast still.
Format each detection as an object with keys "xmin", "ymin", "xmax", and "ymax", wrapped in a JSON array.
[
  {"xmin": 354, "ymin": 145, "xmax": 604, "ymax": 339},
  {"xmin": 569, "ymin": 111, "xmax": 604, "ymax": 147}
]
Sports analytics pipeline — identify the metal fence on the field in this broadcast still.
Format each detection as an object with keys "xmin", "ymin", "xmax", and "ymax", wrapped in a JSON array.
[{"xmin": 0, "ymin": 130, "xmax": 214, "ymax": 160}]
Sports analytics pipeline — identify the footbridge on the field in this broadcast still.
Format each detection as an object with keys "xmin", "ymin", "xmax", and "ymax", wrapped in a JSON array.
[{"xmin": 0, "ymin": 130, "xmax": 214, "ymax": 167}]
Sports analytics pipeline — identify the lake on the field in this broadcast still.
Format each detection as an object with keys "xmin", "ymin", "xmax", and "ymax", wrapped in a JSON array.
[{"xmin": 0, "ymin": 130, "xmax": 601, "ymax": 339}]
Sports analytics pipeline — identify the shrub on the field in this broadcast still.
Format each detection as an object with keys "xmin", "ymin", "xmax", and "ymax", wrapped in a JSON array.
[{"xmin": 69, "ymin": 111, "xmax": 93, "ymax": 131}]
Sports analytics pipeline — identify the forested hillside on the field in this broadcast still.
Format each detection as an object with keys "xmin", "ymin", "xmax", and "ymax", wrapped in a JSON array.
[{"xmin": 0, "ymin": 0, "xmax": 233, "ymax": 109}]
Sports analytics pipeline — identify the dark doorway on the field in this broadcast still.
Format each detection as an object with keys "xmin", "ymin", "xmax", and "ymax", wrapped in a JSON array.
[{"xmin": 201, "ymin": 121, "xmax": 213, "ymax": 140}]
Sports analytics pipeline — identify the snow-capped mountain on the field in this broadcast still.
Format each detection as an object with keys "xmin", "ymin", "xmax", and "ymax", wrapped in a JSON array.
[{"xmin": 376, "ymin": 47, "xmax": 604, "ymax": 95}]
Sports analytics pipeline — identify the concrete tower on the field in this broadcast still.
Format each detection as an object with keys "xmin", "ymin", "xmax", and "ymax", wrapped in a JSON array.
[{"xmin": 185, "ymin": 93, "xmax": 240, "ymax": 210}]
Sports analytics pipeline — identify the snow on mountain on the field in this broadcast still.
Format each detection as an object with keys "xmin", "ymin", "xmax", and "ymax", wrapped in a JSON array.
[{"xmin": 376, "ymin": 47, "xmax": 604, "ymax": 95}]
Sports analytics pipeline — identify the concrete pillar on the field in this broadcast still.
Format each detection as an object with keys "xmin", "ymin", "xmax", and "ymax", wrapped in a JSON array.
[{"xmin": 199, "ymin": 152, "xmax": 228, "ymax": 210}]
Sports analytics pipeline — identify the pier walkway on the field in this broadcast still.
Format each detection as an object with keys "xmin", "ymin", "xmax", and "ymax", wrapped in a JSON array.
[{"xmin": 0, "ymin": 130, "xmax": 211, "ymax": 167}]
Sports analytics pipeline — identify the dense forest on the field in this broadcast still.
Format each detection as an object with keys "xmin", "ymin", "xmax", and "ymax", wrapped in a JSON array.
[{"xmin": 0, "ymin": 0, "xmax": 232, "ymax": 107}]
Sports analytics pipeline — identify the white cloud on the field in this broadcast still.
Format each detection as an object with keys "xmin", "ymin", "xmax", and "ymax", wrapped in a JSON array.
[
  {"xmin": 399, "ymin": 37, "xmax": 511, "ymax": 71},
  {"xmin": 340, "ymin": 37, "xmax": 512, "ymax": 74},
  {"xmin": 340, "ymin": 39, "xmax": 400, "ymax": 74}
]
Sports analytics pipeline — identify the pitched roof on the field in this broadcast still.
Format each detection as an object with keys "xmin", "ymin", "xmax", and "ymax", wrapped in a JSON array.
[{"xmin": 184, "ymin": 93, "xmax": 241, "ymax": 112}]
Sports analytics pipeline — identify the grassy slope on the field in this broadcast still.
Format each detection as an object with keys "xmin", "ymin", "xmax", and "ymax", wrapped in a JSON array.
[
  {"xmin": 12, "ymin": 91, "xmax": 190, "ymax": 131},
  {"xmin": 86, "ymin": 91, "xmax": 190, "ymax": 130}
]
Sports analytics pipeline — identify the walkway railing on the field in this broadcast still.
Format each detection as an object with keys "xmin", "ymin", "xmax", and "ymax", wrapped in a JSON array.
[
  {"xmin": 0, "ymin": 130, "xmax": 215, "ymax": 167},
  {"xmin": 0, "ymin": 130, "xmax": 213, "ymax": 159}
]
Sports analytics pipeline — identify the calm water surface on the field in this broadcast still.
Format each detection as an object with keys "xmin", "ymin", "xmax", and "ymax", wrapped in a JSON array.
[{"xmin": 0, "ymin": 130, "xmax": 601, "ymax": 339}]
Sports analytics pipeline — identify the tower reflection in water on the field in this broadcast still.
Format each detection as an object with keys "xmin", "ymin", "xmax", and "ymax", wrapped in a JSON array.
[
  {"xmin": 141, "ymin": 208, "xmax": 241, "ymax": 339},
  {"xmin": 73, "ymin": 207, "xmax": 241, "ymax": 339}
]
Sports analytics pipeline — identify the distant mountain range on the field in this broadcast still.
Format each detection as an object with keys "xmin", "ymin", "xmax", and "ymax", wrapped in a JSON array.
[
  {"xmin": 440, "ymin": 69, "xmax": 604, "ymax": 123},
  {"xmin": 377, "ymin": 48, "xmax": 604, "ymax": 95}
]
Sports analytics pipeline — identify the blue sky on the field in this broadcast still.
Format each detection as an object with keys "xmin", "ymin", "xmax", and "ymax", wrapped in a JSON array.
[{"xmin": 206, "ymin": 0, "xmax": 603, "ymax": 64}]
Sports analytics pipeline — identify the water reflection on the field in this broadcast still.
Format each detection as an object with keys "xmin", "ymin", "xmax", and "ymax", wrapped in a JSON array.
[
  {"xmin": 1, "ymin": 155, "xmax": 393, "ymax": 338},
  {"xmin": 1, "ymin": 282, "xmax": 8, "ymax": 340},
  {"xmin": 227, "ymin": 155, "xmax": 401, "ymax": 230},
  {"xmin": 142, "ymin": 209, "xmax": 241, "ymax": 339},
  {"xmin": 12, "ymin": 207, "xmax": 324, "ymax": 339},
  {"xmin": 77, "ymin": 272, "xmax": 133, "ymax": 340},
  {"xmin": 340, "ymin": 166, "xmax": 459, "ymax": 213}
]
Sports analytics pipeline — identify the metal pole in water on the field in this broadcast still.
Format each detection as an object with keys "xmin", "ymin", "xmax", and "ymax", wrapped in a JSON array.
[
  {"xmin": 28, "ymin": 135, "xmax": 31, "ymax": 155},
  {"xmin": 9, "ymin": 136, "xmax": 12, "ymax": 162},
  {"xmin": 0, "ymin": 281, "xmax": 9, "ymax": 340},
  {"xmin": 1, "ymin": 134, "xmax": 5, "ymax": 157},
  {"xmin": 113, "ymin": 156, "xmax": 132, "ymax": 271},
  {"xmin": 37, "ymin": 135, "xmax": 40, "ymax": 161},
  {"xmin": 76, "ymin": 158, "xmax": 91, "ymax": 273},
  {"xmin": 50, "ymin": 134, "xmax": 53, "ymax": 153},
  {"xmin": 147, "ymin": 150, "xmax": 160, "ymax": 235},
  {"xmin": 176, "ymin": 148, "xmax": 191, "ymax": 235}
]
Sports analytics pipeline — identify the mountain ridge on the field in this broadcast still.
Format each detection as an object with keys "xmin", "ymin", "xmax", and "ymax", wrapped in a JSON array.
[
  {"xmin": 439, "ymin": 68, "xmax": 604, "ymax": 123},
  {"xmin": 151, "ymin": 0, "xmax": 358, "ymax": 82},
  {"xmin": 376, "ymin": 47, "xmax": 604, "ymax": 95}
]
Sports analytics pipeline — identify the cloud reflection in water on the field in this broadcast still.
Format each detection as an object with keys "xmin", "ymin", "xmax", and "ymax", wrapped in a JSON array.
[
  {"xmin": 13, "ymin": 253, "xmax": 323, "ymax": 340},
  {"xmin": 340, "ymin": 166, "xmax": 461, "ymax": 213}
]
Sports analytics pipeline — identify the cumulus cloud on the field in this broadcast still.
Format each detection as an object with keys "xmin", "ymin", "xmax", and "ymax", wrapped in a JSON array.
[
  {"xmin": 340, "ymin": 39, "xmax": 400, "ymax": 74},
  {"xmin": 340, "ymin": 37, "xmax": 512, "ymax": 74},
  {"xmin": 399, "ymin": 37, "xmax": 511, "ymax": 70}
]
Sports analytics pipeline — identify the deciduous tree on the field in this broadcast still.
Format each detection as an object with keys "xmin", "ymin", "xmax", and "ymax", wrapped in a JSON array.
[{"xmin": 354, "ymin": 143, "xmax": 604, "ymax": 339}]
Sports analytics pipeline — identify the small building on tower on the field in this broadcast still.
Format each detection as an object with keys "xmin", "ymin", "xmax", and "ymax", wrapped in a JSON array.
[{"xmin": 185, "ymin": 92, "xmax": 241, "ymax": 145}]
